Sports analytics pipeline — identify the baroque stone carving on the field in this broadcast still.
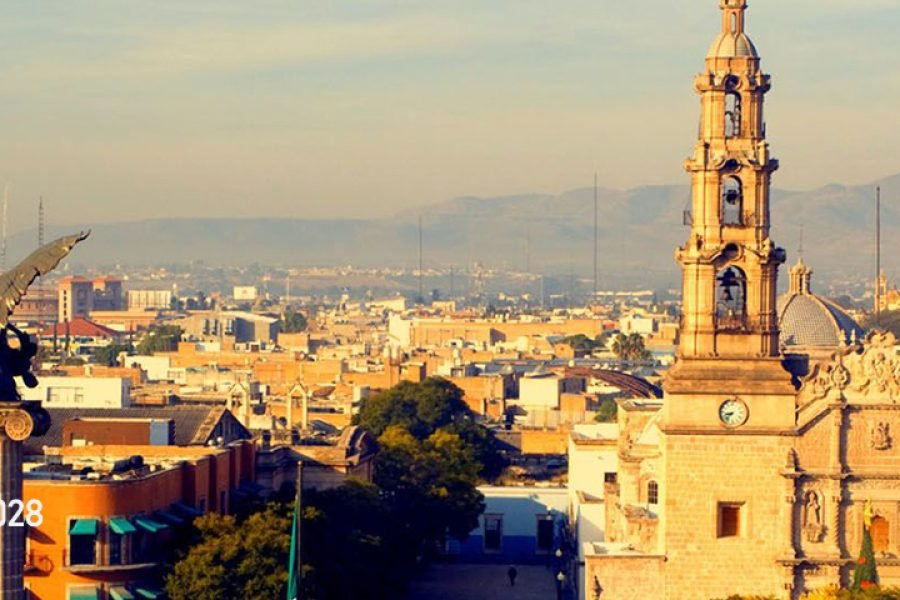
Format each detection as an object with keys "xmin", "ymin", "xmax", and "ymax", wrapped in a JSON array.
[
  {"xmin": 800, "ymin": 331, "xmax": 900, "ymax": 403},
  {"xmin": 872, "ymin": 422, "xmax": 892, "ymax": 451}
]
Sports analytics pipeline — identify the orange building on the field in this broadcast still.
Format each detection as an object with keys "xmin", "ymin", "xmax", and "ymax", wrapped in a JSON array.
[{"xmin": 24, "ymin": 442, "xmax": 255, "ymax": 600}]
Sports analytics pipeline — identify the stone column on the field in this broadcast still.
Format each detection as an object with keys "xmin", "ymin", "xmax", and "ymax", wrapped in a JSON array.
[
  {"xmin": 827, "ymin": 480, "xmax": 843, "ymax": 558},
  {"xmin": 0, "ymin": 404, "xmax": 48, "ymax": 600},
  {"xmin": 0, "ymin": 435, "xmax": 23, "ymax": 599}
]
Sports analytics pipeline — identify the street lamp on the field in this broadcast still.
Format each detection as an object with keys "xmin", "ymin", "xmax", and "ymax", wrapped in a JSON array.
[
  {"xmin": 555, "ymin": 548, "xmax": 563, "ymax": 559},
  {"xmin": 556, "ymin": 571, "xmax": 566, "ymax": 600}
]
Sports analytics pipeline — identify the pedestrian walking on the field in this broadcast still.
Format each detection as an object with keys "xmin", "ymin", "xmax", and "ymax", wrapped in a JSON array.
[{"xmin": 507, "ymin": 565, "xmax": 518, "ymax": 587}]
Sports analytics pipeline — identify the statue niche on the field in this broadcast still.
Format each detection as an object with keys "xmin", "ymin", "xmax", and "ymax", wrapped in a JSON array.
[
  {"xmin": 802, "ymin": 490, "xmax": 825, "ymax": 544},
  {"xmin": 872, "ymin": 422, "xmax": 892, "ymax": 451}
]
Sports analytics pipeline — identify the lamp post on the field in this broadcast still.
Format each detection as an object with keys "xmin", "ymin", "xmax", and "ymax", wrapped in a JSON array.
[{"xmin": 556, "ymin": 571, "xmax": 566, "ymax": 600}]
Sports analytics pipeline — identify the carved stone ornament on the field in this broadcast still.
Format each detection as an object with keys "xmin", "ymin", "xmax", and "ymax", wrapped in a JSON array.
[
  {"xmin": 800, "ymin": 331, "xmax": 900, "ymax": 403},
  {"xmin": 872, "ymin": 422, "xmax": 892, "ymax": 451},
  {"xmin": 0, "ymin": 408, "xmax": 34, "ymax": 442}
]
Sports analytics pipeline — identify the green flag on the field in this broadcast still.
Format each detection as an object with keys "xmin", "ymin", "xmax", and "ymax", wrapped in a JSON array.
[{"xmin": 287, "ymin": 499, "xmax": 300, "ymax": 600}]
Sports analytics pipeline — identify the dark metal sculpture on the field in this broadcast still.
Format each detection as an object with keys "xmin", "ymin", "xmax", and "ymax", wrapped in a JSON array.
[{"xmin": 0, "ymin": 232, "xmax": 88, "ymax": 439}]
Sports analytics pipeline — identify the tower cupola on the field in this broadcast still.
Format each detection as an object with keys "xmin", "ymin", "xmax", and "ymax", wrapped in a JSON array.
[{"xmin": 707, "ymin": 0, "xmax": 758, "ymax": 59}]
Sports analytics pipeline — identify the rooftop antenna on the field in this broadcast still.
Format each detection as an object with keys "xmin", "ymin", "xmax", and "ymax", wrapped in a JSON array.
[
  {"xmin": 418, "ymin": 215, "xmax": 424, "ymax": 304},
  {"xmin": 593, "ymin": 171, "xmax": 599, "ymax": 303},
  {"xmin": 876, "ymin": 186, "xmax": 882, "ymax": 324},
  {"xmin": 1, "ymin": 184, "xmax": 7, "ymax": 272},
  {"xmin": 38, "ymin": 196, "xmax": 44, "ymax": 249}
]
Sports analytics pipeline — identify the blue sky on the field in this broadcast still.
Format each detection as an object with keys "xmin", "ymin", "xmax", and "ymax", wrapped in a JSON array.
[{"xmin": 0, "ymin": 0, "xmax": 897, "ymax": 228}]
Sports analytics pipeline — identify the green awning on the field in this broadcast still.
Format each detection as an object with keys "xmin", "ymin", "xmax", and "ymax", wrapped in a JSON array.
[
  {"xmin": 132, "ymin": 516, "xmax": 168, "ymax": 534},
  {"xmin": 172, "ymin": 501, "xmax": 202, "ymax": 518},
  {"xmin": 154, "ymin": 510, "xmax": 185, "ymax": 526},
  {"xmin": 69, "ymin": 588, "xmax": 100, "ymax": 600},
  {"xmin": 109, "ymin": 517, "xmax": 137, "ymax": 535},
  {"xmin": 69, "ymin": 519, "xmax": 98, "ymax": 536},
  {"xmin": 109, "ymin": 587, "xmax": 135, "ymax": 600},
  {"xmin": 134, "ymin": 587, "xmax": 164, "ymax": 599}
]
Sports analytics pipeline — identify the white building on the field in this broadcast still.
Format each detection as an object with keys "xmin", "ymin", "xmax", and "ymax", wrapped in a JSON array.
[
  {"xmin": 456, "ymin": 486, "xmax": 569, "ymax": 564},
  {"xmin": 518, "ymin": 368, "xmax": 585, "ymax": 409},
  {"xmin": 233, "ymin": 286, "xmax": 258, "ymax": 302},
  {"xmin": 126, "ymin": 289, "xmax": 173, "ymax": 310},
  {"xmin": 22, "ymin": 376, "xmax": 132, "ymax": 409}
]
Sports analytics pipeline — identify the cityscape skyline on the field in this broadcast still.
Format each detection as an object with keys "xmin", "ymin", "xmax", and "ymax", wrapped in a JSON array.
[{"xmin": 0, "ymin": 0, "xmax": 897, "ymax": 233}]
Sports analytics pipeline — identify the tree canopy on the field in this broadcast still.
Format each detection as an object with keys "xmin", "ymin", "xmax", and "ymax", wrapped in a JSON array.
[
  {"xmin": 136, "ymin": 324, "xmax": 183, "ymax": 355},
  {"xmin": 166, "ymin": 504, "xmax": 291, "ymax": 600},
  {"xmin": 91, "ymin": 343, "xmax": 130, "ymax": 367},
  {"xmin": 611, "ymin": 332, "xmax": 651, "ymax": 363},
  {"xmin": 560, "ymin": 333, "xmax": 608, "ymax": 354},
  {"xmin": 280, "ymin": 309, "xmax": 308, "ymax": 333}
]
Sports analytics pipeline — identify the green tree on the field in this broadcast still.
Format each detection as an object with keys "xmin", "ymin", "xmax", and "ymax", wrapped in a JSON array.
[
  {"xmin": 560, "ymin": 334, "xmax": 599, "ymax": 354},
  {"xmin": 611, "ymin": 333, "xmax": 652, "ymax": 363},
  {"xmin": 851, "ymin": 524, "xmax": 879, "ymax": 591},
  {"xmin": 594, "ymin": 398, "xmax": 618, "ymax": 423},
  {"xmin": 166, "ymin": 504, "xmax": 291, "ymax": 600},
  {"xmin": 91, "ymin": 343, "xmax": 130, "ymax": 366},
  {"xmin": 137, "ymin": 324, "xmax": 183, "ymax": 355},
  {"xmin": 280, "ymin": 309, "xmax": 308, "ymax": 333},
  {"xmin": 354, "ymin": 377, "xmax": 467, "ymax": 440},
  {"xmin": 301, "ymin": 480, "xmax": 404, "ymax": 600},
  {"xmin": 374, "ymin": 427, "xmax": 485, "ymax": 555}
]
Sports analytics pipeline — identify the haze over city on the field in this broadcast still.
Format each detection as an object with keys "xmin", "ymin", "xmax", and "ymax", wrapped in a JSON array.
[{"xmin": 0, "ymin": 0, "xmax": 897, "ymax": 232}]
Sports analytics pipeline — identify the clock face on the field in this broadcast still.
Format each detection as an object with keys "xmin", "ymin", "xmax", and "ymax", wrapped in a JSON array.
[{"xmin": 719, "ymin": 398, "xmax": 748, "ymax": 427}]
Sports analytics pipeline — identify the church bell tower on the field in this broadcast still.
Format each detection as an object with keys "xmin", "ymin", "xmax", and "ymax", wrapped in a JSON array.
[
  {"xmin": 660, "ymin": 5, "xmax": 798, "ymax": 595},
  {"xmin": 665, "ymin": 0, "xmax": 795, "ymax": 406}
]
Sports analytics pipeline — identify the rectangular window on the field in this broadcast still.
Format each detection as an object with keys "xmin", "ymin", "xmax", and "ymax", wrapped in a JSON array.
[
  {"xmin": 483, "ymin": 515, "xmax": 502, "ymax": 552},
  {"xmin": 69, "ymin": 534, "xmax": 96, "ymax": 566},
  {"xmin": 604, "ymin": 472, "xmax": 617, "ymax": 484},
  {"xmin": 536, "ymin": 517, "xmax": 554, "ymax": 553},
  {"xmin": 717, "ymin": 503, "xmax": 743, "ymax": 538},
  {"xmin": 109, "ymin": 532, "xmax": 124, "ymax": 565}
]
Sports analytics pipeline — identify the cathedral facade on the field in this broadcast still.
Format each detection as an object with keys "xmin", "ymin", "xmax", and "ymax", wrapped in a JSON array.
[{"xmin": 583, "ymin": 2, "xmax": 900, "ymax": 598}]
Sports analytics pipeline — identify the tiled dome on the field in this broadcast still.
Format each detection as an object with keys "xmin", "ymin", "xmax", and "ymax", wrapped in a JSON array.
[
  {"xmin": 777, "ymin": 259, "xmax": 864, "ymax": 348},
  {"xmin": 707, "ymin": 32, "xmax": 758, "ymax": 59}
]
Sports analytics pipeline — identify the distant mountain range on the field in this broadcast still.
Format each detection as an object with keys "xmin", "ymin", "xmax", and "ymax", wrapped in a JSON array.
[{"xmin": 8, "ymin": 173, "xmax": 899, "ymax": 290}]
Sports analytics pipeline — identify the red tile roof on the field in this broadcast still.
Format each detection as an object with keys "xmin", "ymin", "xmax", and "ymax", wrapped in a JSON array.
[{"xmin": 40, "ymin": 317, "xmax": 120, "ymax": 338}]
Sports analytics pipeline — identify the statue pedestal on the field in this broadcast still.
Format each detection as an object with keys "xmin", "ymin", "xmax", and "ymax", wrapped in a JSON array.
[{"xmin": 0, "ymin": 403, "xmax": 49, "ymax": 600}]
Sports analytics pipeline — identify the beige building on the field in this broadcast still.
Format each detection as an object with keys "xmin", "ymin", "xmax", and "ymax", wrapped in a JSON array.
[{"xmin": 582, "ymin": 2, "xmax": 899, "ymax": 599}]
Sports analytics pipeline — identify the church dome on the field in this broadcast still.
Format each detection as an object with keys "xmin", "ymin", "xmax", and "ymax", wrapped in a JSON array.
[
  {"xmin": 777, "ymin": 259, "xmax": 864, "ymax": 348},
  {"xmin": 707, "ymin": 32, "xmax": 758, "ymax": 59}
]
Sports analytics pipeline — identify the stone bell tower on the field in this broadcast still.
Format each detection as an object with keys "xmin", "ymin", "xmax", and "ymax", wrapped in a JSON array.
[
  {"xmin": 659, "ymin": 2, "xmax": 800, "ymax": 598},
  {"xmin": 665, "ymin": 0, "xmax": 793, "ymax": 400}
]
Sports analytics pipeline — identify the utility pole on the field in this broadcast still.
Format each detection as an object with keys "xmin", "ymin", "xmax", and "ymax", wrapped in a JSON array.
[
  {"xmin": 418, "ymin": 216, "xmax": 424, "ymax": 304},
  {"xmin": 876, "ymin": 186, "xmax": 882, "ymax": 324},
  {"xmin": 593, "ymin": 171, "xmax": 599, "ymax": 304}
]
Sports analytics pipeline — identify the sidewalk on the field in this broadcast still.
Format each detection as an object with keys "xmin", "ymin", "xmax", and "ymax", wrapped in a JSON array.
[{"xmin": 407, "ymin": 563, "xmax": 560, "ymax": 599}]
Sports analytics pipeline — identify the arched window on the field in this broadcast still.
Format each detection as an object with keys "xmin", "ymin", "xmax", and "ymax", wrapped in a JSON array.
[
  {"xmin": 722, "ymin": 177, "xmax": 743, "ymax": 225},
  {"xmin": 716, "ymin": 266, "xmax": 747, "ymax": 330},
  {"xmin": 647, "ymin": 481, "xmax": 659, "ymax": 505},
  {"xmin": 725, "ymin": 92, "xmax": 741, "ymax": 138}
]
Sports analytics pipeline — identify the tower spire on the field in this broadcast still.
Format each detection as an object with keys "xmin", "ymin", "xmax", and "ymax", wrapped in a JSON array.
[{"xmin": 720, "ymin": 0, "xmax": 748, "ymax": 35}]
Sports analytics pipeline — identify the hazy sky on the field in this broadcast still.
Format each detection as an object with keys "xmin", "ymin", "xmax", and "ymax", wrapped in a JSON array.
[{"xmin": 0, "ymin": 0, "xmax": 897, "ymax": 230}]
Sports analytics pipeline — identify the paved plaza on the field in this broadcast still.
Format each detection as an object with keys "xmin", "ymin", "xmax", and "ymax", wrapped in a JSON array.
[{"xmin": 407, "ymin": 563, "xmax": 560, "ymax": 599}]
